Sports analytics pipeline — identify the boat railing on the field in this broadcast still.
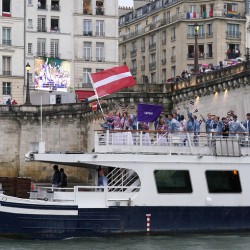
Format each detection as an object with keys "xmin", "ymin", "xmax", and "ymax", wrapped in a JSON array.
[
  {"xmin": 95, "ymin": 130, "xmax": 250, "ymax": 156},
  {"xmin": 32, "ymin": 184, "xmax": 140, "ymax": 203}
]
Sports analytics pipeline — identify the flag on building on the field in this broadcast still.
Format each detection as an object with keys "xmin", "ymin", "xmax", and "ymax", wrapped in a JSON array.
[
  {"xmin": 137, "ymin": 103, "xmax": 163, "ymax": 122},
  {"xmin": 92, "ymin": 101, "xmax": 98, "ymax": 111},
  {"xmin": 89, "ymin": 65, "xmax": 135, "ymax": 98}
]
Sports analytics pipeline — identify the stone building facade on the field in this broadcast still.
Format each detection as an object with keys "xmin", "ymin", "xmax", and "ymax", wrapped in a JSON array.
[{"xmin": 119, "ymin": 0, "xmax": 246, "ymax": 84}]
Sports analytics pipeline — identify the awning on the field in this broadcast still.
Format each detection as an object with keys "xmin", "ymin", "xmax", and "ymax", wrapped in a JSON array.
[{"xmin": 75, "ymin": 90, "xmax": 95, "ymax": 101}]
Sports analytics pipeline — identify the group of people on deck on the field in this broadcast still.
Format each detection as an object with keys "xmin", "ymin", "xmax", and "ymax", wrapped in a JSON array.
[{"xmin": 100, "ymin": 108, "xmax": 250, "ymax": 146}]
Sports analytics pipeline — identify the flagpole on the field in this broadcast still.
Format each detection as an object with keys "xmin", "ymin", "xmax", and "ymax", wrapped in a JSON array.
[{"xmin": 88, "ymin": 73, "xmax": 105, "ymax": 117}]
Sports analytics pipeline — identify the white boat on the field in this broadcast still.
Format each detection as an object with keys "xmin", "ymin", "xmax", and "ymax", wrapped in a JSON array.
[{"xmin": 0, "ymin": 130, "xmax": 250, "ymax": 239}]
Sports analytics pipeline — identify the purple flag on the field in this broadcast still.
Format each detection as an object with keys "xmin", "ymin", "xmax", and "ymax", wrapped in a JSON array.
[{"xmin": 137, "ymin": 103, "xmax": 163, "ymax": 122}]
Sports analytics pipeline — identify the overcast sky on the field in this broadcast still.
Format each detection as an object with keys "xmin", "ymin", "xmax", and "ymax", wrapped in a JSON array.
[{"xmin": 118, "ymin": 0, "xmax": 133, "ymax": 7}]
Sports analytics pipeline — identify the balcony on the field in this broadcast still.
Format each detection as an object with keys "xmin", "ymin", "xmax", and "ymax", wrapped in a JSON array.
[
  {"xmin": 83, "ymin": 57, "xmax": 92, "ymax": 61},
  {"xmin": 149, "ymin": 42, "xmax": 156, "ymax": 50},
  {"xmin": 51, "ymin": 4, "xmax": 60, "ymax": 11},
  {"xmin": 96, "ymin": 57, "xmax": 105, "ymax": 62},
  {"xmin": 161, "ymin": 58, "xmax": 166, "ymax": 65},
  {"xmin": 50, "ymin": 53, "xmax": 60, "ymax": 58},
  {"xmin": 36, "ymin": 52, "xmax": 47, "ymax": 57},
  {"xmin": 130, "ymin": 50, "xmax": 137, "ymax": 57},
  {"xmin": 149, "ymin": 62, "xmax": 156, "ymax": 70},
  {"xmin": 95, "ymin": 32, "xmax": 105, "ymax": 37},
  {"xmin": 187, "ymin": 33, "xmax": 205, "ymax": 38},
  {"xmin": 50, "ymin": 26, "xmax": 60, "ymax": 33},
  {"xmin": 83, "ymin": 31, "xmax": 93, "ymax": 36},
  {"xmin": 206, "ymin": 32, "xmax": 213, "ymax": 38},
  {"xmin": 2, "ymin": 40, "xmax": 11, "ymax": 46},
  {"xmin": 171, "ymin": 55, "xmax": 176, "ymax": 62},
  {"xmin": 131, "ymin": 67, "xmax": 137, "ymax": 75},
  {"xmin": 2, "ymin": 71, "xmax": 11, "ymax": 76},
  {"xmin": 206, "ymin": 53, "xmax": 213, "ymax": 59},
  {"xmin": 226, "ymin": 31, "xmax": 240, "ymax": 39},
  {"xmin": 83, "ymin": 9, "xmax": 92, "ymax": 15},
  {"xmin": 37, "ymin": 27, "xmax": 47, "ymax": 32}
]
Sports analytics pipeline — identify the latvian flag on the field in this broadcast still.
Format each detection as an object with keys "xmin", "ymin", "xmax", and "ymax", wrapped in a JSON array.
[
  {"xmin": 92, "ymin": 101, "xmax": 98, "ymax": 111},
  {"xmin": 90, "ymin": 65, "xmax": 135, "ymax": 98}
]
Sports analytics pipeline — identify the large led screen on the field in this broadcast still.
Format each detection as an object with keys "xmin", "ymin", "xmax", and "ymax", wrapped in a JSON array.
[{"xmin": 34, "ymin": 57, "xmax": 70, "ymax": 92}]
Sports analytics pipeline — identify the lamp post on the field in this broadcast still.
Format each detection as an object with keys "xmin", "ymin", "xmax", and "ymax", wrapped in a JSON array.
[
  {"xmin": 194, "ymin": 23, "xmax": 199, "ymax": 74},
  {"xmin": 24, "ymin": 62, "xmax": 32, "ymax": 105}
]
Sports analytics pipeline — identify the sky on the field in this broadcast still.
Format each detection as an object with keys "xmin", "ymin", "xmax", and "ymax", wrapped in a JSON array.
[{"xmin": 118, "ymin": 0, "xmax": 133, "ymax": 7}]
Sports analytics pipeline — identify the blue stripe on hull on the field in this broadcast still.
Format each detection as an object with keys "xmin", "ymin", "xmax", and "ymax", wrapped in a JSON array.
[{"xmin": 0, "ymin": 206, "xmax": 250, "ymax": 239}]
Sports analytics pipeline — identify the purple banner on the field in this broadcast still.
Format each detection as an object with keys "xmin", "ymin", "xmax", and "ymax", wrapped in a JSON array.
[{"xmin": 137, "ymin": 103, "xmax": 163, "ymax": 122}]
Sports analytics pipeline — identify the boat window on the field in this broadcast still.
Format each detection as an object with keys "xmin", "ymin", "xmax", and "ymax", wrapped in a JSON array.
[
  {"xmin": 205, "ymin": 170, "xmax": 242, "ymax": 193},
  {"xmin": 154, "ymin": 170, "xmax": 192, "ymax": 193}
]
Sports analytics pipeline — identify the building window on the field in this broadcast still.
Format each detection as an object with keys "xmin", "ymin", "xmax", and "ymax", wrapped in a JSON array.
[
  {"xmin": 51, "ymin": 18, "xmax": 59, "ymax": 32},
  {"xmin": 82, "ymin": 68, "xmax": 92, "ymax": 84},
  {"xmin": 171, "ymin": 27, "xmax": 176, "ymax": 41},
  {"xmin": 37, "ymin": 38, "xmax": 46, "ymax": 56},
  {"xmin": 96, "ymin": 20, "xmax": 104, "ymax": 36},
  {"xmin": 2, "ymin": 82, "xmax": 11, "ymax": 95},
  {"xmin": 2, "ymin": 0, "xmax": 11, "ymax": 17},
  {"xmin": 154, "ymin": 170, "xmax": 193, "ymax": 193},
  {"xmin": 50, "ymin": 39, "xmax": 59, "ymax": 57},
  {"xmin": 2, "ymin": 56, "xmax": 11, "ymax": 76},
  {"xmin": 141, "ymin": 38, "xmax": 145, "ymax": 51},
  {"xmin": 51, "ymin": 0, "xmax": 60, "ymax": 10},
  {"xmin": 2, "ymin": 27, "xmax": 11, "ymax": 45},
  {"xmin": 96, "ymin": 42, "xmax": 104, "ymax": 61},
  {"xmin": 189, "ymin": 5, "xmax": 196, "ymax": 13},
  {"xmin": 37, "ymin": 16, "xmax": 46, "ymax": 32},
  {"xmin": 207, "ymin": 23, "xmax": 213, "ymax": 36},
  {"xmin": 28, "ymin": 0, "xmax": 33, "ymax": 5},
  {"xmin": 83, "ymin": 19, "xmax": 92, "ymax": 36},
  {"xmin": 135, "ymin": 23, "xmax": 141, "ymax": 35},
  {"xmin": 28, "ymin": 43, "xmax": 33, "ymax": 54},
  {"xmin": 28, "ymin": 19, "xmax": 33, "ymax": 28},
  {"xmin": 206, "ymin": 170, "xmax": 242, "ymax": 193},
  {"xmin": 83, "ymin": 42, "xmax": 92, "ymax": 61},
  {"xmin": 151, "ymin": 72, "xmax": 156, "ymax": 84},
  {"xmin": 122, "ymin": 45, "xmax": 126, "ymax": 58},
  {"xmin": 96, "ymin": 69, "xmax": 103, "ymax": 72},
  {"xmin": 207, "ymin": 44, "xmax": 213, "ymax": 58},
  {"xmin": 162, "ymin": 30, "xmax": 166, "ymax": 44},
  {"xmin": 227, "ymin": 23, "xmax": 240, "ymax": 38},
  {"xmin": 38, "ymin": 0, "xmax": 47, "ymax": 10},
  {"xmin": 162, "ymin": 69, "xmax": 166, "ymax": 83}
]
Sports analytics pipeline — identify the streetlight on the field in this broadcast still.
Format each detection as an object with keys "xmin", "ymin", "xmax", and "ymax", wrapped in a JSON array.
[
  {"xmin": 24, "ymin": 62, "xmax": 32, "ymax": 105},
  {"xmin": 194, "ymin": 23, "xmax": 199, "ymax": 75}
]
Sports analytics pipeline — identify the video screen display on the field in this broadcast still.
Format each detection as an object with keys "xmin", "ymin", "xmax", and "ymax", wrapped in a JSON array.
[{"xmin": 34, "ymin": 57, "xmax": 70, "ymax": 92}]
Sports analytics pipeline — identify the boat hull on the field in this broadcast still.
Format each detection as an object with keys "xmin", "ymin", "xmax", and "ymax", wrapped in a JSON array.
[{"xmin": 1, "ymin": 206, "xmax": 250, "ymax": 239}]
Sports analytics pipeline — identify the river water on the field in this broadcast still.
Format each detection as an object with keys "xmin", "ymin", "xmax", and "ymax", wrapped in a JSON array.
[{"xmin": 1, "ymin": 233, "xmax": 250, "ymax": 250}]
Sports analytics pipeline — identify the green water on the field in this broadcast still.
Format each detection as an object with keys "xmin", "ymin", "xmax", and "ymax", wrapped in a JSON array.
[{"xmin": 0, "ymin": 234, "xmax": 250, "ymax": 250}]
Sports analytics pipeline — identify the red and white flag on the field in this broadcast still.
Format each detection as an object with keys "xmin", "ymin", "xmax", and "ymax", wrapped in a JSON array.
[
  {"xmin": 90, "ymin": 65, "xmax": 135, "ymax": 98},
  {"xmin": 92, "ymin": 101, "xmax": 98, "ymax": 111}
]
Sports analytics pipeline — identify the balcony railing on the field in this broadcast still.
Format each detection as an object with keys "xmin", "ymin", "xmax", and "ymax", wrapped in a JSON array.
[
  {"xmin": 37, "ymin": 27, "xmax": 47, "ymax": 32},
  {"xmin": 226, "ymin": 31, "xmax": 240, "ymax": 39},
  {"xmin": 162, "ymin": 58, "xmax": 166, "ymax": 65},
  {"xmin": 50, "ymin": 27, "xmax": 60, "ymax": 32},
  {"xmin": 83, "ymin": 9, "xmax": 93, "ymax": 15},
  {"xmin": 187, "ymin": 33, "xmax": 205, "ymax": 38},
  {"xmin": 83, "ymin": 31, "xmax": 93, "ymax": 36},
  {"xmin": 50, "ymin": 53, "xmax": 60, "ymax": 58},
  {"xmin": 95, "ymin": 32, "xmax": 105, "ymax": 37},
  {"xmin": 206, "ymin": 32, "xmax": 213, "ymax": 38},
  {"xmin": 2, "ymin": 71, "xmax": 11, "ymax": 76},
  {"xmin": 206, "ymin": 53, "xmax": 213, "ymax": 59},
  {"xmin": 2, "ymin": 39, "xmax": 11, "ymax": 45},
  {"xmin": 51, "ymin": 5, "xmax": 60, "ymax": 11},
  {"xmin": 96, "ymin": 57, "xmax": 105, "ymax": 62},
  {"xmin": 83, "ymin": 57, "xmax": 92, "ymax": 61},
  {"xmin": 149, "ymin": 62, "xmax": 156, "ymax": 70},
  {"xmin": 130, "ymin": 50, "xmax": 137, "ymax": 57},
  {"xmin": 131, "ymin": 67, "xmax": 137, "ymax": 75},
  {"xmin": 187, "ymin": 53, "xmax": 194, "ymax": 59},
  {"xmin": 96, "ymin": 7, "xmax": 104, "ymax": 15},
  {"xmin": 149, "ymin": 42, "xmax": 156, "ymax": 50},
  {"xmin": 36, "ymin": 52, "xmax": 47, "ymax": 57},
  {"xmin": 171, "ymin": 55, "xmax": 176, "ymax": 62}
]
